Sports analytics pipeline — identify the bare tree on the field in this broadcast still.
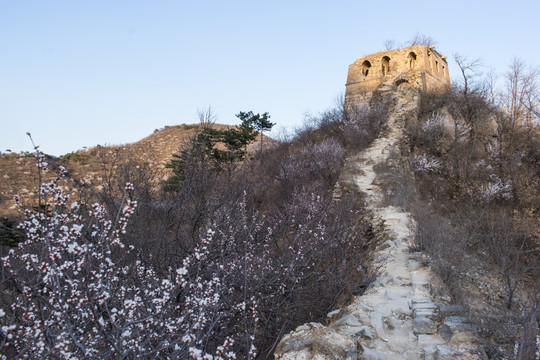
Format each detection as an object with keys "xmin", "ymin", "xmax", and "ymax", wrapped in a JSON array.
[
  {"xmin": 383, "ymin": 39, "xmax": 398, "ymax": 50},
  {"xmin": 484, "ymin": 212, "xmax": 535, "ymax": 309},
  {"xmin": 453, "ymin": 53, "xmax": 484, "ymax": 98},
  {"xmin": 382, "ymin": 34, "xmax": 436, "ymax": 51},
  {"xmin": 197, "ymin": 105, "xmax": 218, "ymax": 127},
  {"xmin": 493, "ymin": 59, "xmax": 539, "ymax": 190},
  {"xmin": 408, "ymin": 33, "xmax": 437, "ymax": 47},
  {"xmin": 501, "ymin": 58, "xmax": 539, "ymax": 130},
  {"xmin": 485, "ymin": 67, "xmax": 500, "ymax": 106}
]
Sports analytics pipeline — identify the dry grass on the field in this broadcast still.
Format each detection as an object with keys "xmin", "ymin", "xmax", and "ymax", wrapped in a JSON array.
[{"xmin": 0, "ymin": 123, "xmax": 271, "ymax": 218}]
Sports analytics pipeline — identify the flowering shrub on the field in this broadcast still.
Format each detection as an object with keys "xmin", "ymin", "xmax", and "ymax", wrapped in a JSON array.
[
  {"xmin": 420, "ymin": 113, "xmax": 446, "ymax": 138},
  {"xmin": 411, "ymin": 154, "xmax": 441, "ymax": 173},
  {"xmin": 0, "ymin": 152, "xmax": 258, "ymax": 359},
  {"xmin": 277, "ymin": 139, "xmax": 345, "ymax": 192},
  {"xmin": 302, "ymin": 101, "xmax": 388, "ymax": 151},
  {"xmin": 1, "ymin": 111, "xmax": 380, "ymax": 359},
  {"xmin": 478, "ymin": 175, "xmax": 513, "ymax": 202}
]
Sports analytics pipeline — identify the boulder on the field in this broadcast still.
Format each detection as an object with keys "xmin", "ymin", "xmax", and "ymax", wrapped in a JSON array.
[{"xmin": 275, "ymin": 323, "xmax": 357, "ymax": 360}]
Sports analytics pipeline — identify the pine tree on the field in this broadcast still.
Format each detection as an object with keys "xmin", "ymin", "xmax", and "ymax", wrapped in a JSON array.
[{"xmin": 236, "ymin": 111, "xmax": 275, "ymax": 155}]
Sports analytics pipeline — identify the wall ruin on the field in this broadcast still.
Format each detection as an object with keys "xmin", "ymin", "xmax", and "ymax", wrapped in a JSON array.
[{"xmin": 345, "ymin": 45, "xmax": 450, "ymax": 105}]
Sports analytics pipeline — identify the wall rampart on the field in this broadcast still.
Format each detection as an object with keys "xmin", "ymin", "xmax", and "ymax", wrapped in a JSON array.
[{"xmin": 345, "ymin": 45, "xmax": 450, "ymax": 105}]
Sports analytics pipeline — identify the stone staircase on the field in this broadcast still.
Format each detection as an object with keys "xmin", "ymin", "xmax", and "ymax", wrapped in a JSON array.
[{"xmin": 274, "ymin": 88, "xmax": 487, "ymax": 359}]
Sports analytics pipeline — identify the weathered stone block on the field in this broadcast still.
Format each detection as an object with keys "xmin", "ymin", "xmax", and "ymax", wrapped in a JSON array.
[
  {"xmin": 388, "ymin": 298, "xmax": 412, "ymax": 316},
  {"xmin": 274, "ymin": 323, "xmax": 357, "ymax": 360},
  {"xmin": 414, "ymin": 309, "xmax": 437, "ymax": 318},
  {"xmin": 443, "ymin": 316, "xmax": 477, "ymax": 332},
  {"xmin": 417, "ymin": 334, "xmax": 446, "ymax": 346},
  {"xmin": 438, "ymin": 304, "xmax": 464, "ymax": 316},
  {"xmin": 439, "ymin": 324, "xmax": 453, "ymax": 340},
  {"xmin": 411, "ymin": 277, "xmax": 431, "ymax": 291},
  {"xmin": 413, "ymin": 317, "xmax": 436, "ymax": 334},
  {"xmin": 353, "ymin": 327, "xmax": 374, "ymax": 340},
  {"xmin": 334, "ymin": 313, "xmax": 362, "ymax": 328}
]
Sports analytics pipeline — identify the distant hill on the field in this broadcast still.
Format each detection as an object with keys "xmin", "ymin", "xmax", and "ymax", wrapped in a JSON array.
[{"xmin": 0, "ymin": 123, "xmax": 270, "ymax": 218}]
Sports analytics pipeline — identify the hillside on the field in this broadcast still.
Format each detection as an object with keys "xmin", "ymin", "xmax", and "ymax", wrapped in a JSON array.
[
  {"xmin": 0, "ymin": 99, "xmax": 383, "ymax": 358},
  {"xmin": 1, "ymin": 54, "xmax": 539, "ymax": 359},
  {"xmin": 276, "ymin": 85, "xmax": 488, "ymax": 360},
  {"xmin": 0, "ymin": 123, "xmax": 268, "ymax": 218},
  {"xmin": 275, "ymin": 76, "xmax": 540, "ymax": 358}
]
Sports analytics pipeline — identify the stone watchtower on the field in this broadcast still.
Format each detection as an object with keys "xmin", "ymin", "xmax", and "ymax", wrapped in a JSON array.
[{"xmin": 345, "ymin": 45, "xmax": 450, "ymax": 105}]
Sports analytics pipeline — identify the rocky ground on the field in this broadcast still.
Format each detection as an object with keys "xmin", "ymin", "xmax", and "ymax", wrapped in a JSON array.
[{"xmin": 274, "ymin": 88, "xmax": 488, "ymax": 359}]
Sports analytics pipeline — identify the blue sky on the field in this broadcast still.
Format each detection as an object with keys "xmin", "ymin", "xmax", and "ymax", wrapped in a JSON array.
[{"xmin": 1, "ymin": 0, "xmax": 539, "ymax": 156}]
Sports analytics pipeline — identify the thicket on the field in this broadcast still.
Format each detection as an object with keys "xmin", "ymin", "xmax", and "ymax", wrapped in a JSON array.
[
  {"xmin": 0, "ymin": 103, "xmax": 388, "ymax": 359},
  {"xmin": 407, "ymin": 58, "xmax": 540, "ymax": 359}
]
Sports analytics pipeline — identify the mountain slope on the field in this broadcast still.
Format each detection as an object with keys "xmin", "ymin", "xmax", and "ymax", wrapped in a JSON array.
[{"xmin": 0, "ymin": 123, "xmax": 268, "ymax": 218}]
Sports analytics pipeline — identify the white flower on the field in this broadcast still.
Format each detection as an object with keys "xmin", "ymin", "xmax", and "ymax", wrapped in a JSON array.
[
  {"xmin": 412, "ymin": 154, "xmax": 441, "ymax": 173},
  {"xmin": 71, "ymin": 224, "xmax": 83, "ymax": 234}
]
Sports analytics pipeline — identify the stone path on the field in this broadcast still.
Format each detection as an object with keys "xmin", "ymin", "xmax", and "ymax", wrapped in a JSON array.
[{"xmin": 275, "ymin": 89, "xmax": 486, "ymax": 359}]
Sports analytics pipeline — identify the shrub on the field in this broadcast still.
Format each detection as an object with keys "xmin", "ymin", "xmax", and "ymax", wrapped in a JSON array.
[{"xmin": 1, "ymin": 106, "xmax": 379, "ymax": 358}]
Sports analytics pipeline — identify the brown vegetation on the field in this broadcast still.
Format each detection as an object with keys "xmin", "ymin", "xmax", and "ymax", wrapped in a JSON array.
[
  {"xmin": 406, "ymin": 57, "xmax": 540, "ymax": 359},
  {"xmin": 0, "ymin": 104, "xmax": 387, "ymax": 358}
]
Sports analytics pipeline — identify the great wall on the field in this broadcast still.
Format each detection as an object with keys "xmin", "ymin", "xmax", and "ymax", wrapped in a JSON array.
[{"xmin": 273, "ymin": 46, "xmax": 487, "ymax": 359}]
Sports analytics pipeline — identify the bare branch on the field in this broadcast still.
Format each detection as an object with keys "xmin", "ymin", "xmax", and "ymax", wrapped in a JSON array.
[
  {"xmin": 408, "ymin": 33, "xmax": 437, "ymax": 47},
  {"xmin": 197, "ymin": 105, "xmax": 218, "ymax": 127}
]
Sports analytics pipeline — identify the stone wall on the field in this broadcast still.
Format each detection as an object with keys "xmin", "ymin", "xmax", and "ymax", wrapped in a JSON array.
[{"xmin": 345, "ymin": 45, "xmax": 450, "ymax": 106}]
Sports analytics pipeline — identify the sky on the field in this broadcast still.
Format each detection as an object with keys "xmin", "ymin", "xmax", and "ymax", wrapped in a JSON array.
[{"xmin": 1, "ymin": 0, "xmax": 539, "ymax": 156}]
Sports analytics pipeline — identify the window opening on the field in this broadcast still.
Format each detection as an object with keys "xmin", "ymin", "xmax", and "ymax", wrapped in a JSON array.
[
  {"xmin": 408, "ymin": 52, "xmax": 417, "ymax": 69},
  {"xmin": 382, "ymin": 56, "xmax": 390, "ymax": 76},
  {"xmin": 362, "ymin": 60, "xmax": 372, "ymax": 76}
]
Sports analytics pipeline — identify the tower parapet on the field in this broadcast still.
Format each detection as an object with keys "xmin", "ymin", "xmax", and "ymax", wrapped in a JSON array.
[{"xmin": 345, "ymin": 45, "xmax": 450, "ymax": 105}]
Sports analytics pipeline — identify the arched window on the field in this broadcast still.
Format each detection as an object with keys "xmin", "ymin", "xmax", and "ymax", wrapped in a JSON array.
[
  {"xmin": 362, "ymin": 60, "xmax": 372, "ymax": 76},
  {"xmin": 408, "ymin": 52, "xmax": 417, "ymax": 69},
  {"xmin": 395, "ymin": 78, "xmax": 410, "ymax": 88},
  {"xmin": 382, "ymin": 56, "xmax": 390, "ymax": 76}
]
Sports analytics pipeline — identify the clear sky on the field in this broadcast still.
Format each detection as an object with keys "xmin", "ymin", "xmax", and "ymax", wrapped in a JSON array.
[{"xmin": 1, "ymin": 0, "xmax": 539, "ymax": 156}]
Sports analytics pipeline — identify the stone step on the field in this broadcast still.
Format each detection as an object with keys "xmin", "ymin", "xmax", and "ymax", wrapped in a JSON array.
[
  {"xmin": 443, "ymin": 316, "xmax": 477, "ymax": 332},
  {"xmin": 411, "ymin": 277, "xmax": 431, "ymax": 291},
  {"xmin": 412, "ymin": 297, "xmax": 435, "ymax": 305},
  {"xmin": 411, "ymin": 301, "xmax": 437, "ymax": 311},
  {"xmin": 417, "ymin": 334, "xmax": 446, "ymax": 346},
  {"xmin": 384, "ymin": 287, "xmax": 412, "ymax": 300},
  {"xmin": 414, "ymin": 309, "xmax": 437, "ymax": 318},
  {"xmin": 413, "ymin": 317, "xmax": 436, "ymax": 335},
  {"xmin": 438, "ymin": 304, "xmax": 465, "ymax": 316}
]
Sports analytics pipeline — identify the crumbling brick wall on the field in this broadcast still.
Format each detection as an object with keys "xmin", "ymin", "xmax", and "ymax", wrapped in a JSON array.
[{"xmin": 345, "ymin": 45, "xmax": 450, "ymax": 106}]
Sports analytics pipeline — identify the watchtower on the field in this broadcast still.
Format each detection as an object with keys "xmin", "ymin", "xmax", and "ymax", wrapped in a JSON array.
[{"xmin": 345, "ymin": 45, "xmax": 450, "ymax": 105}]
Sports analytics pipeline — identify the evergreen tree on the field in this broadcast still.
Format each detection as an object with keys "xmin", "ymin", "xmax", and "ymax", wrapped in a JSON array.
[
  {"xmin": 166, "ymin": 111, "xmax": 272, "ymax": 192},
  {"xmin": 236, "ymin": 111, "xmax": 275, "ymax": 154},
  {"xmin": 165, "ymin": 126, "xmax": 222, "ymax": 192}
]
